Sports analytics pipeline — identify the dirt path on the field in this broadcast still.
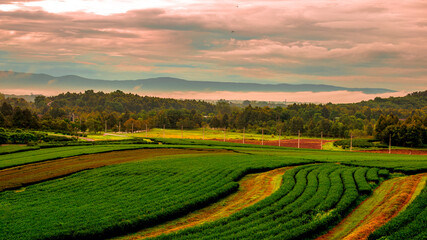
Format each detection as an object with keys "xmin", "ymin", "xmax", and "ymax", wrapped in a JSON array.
[
  {"xmin": 211, "ymin": 138, "xmax": 334, "ymax": 150},
  {"xmin": 115, "ymin": 167, "xmax": 290, "ymax": 240},
  {"xmin": 0, "ymin": 148, "xmax": 230, "ymax": 192},
  {"xmin": 316, "ymin": 173, "xmax": 427, "ymax": 240}
]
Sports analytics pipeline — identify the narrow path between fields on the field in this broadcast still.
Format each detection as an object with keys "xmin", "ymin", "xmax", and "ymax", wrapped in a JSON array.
[
  {"xmin": 0, "ymin": 148, "xmax": 231, "ymax": 192},
  {"xmin": 114, "ymin": 167, "xmax": 291, "ymax": 240},
  {"xmin": 316, "ymin": 173, "xmax": 427, "ymax": 240}
]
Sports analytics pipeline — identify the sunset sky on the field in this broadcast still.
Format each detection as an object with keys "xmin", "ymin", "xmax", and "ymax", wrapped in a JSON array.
[{"xmin": 0, "ymin": 0, "xmax": 426, "ymax": 94}]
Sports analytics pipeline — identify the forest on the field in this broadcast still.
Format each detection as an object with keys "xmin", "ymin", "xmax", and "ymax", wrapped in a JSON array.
[{"xmin": 0, "ymin": 90, "xmax": 426, "ymax": 147}]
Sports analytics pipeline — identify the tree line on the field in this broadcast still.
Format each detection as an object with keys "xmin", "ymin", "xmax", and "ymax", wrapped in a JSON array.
[{"xmin": 0, "ymin": 90, "xmax": 426, "ymax": 147}]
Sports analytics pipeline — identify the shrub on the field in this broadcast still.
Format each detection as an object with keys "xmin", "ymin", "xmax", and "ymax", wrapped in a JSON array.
[{"xmin": 333, "ymin": 139, "xmax": 375, "ymax": 149}]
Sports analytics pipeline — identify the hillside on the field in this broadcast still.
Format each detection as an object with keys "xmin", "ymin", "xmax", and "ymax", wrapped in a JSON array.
[
  {"xmin": 0, "ymin": 71, "xmax": 395, "ymax": 94},
  {"xmin": 354, "ymin": 90, "xmax": 427, "ymax": 109}
]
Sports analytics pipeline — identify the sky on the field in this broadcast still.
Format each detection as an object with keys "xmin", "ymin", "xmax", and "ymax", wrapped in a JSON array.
[{"xmin": 0, "ymin": 0, "xmax": 426, "ymax": 100}]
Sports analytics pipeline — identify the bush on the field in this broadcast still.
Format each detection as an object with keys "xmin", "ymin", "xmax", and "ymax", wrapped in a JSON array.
[
  {"xmin": 333, "ymin": 139, "xmax": 375, "ymax": 149},
  {"xmin": 0, "ymin": 132, "xmax": 8, "ymax": 144},
  {"xmin": 8, "ymin": 132, "xmax": 37, "ymax": 144}
]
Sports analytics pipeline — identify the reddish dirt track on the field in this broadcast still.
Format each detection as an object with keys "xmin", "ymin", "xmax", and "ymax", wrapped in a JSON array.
[
  {"xmin": 317, "ymin": 173, "xmax": 427, "ymax": 240},
  {"xmin": 210, "ymin": 138, "xmax": 427, "ymax": 155},
  {"xmin": 0, "ymin": 148, "xmax": 231, "ymax": 192},
  {"xmin": 358, "ymin": 149, "xmax": 427, "ymax": 155},
  {"xmin": 118, "ymin": 167, "xmax": 290, "ymax": 240},
  {"xmin": 211, "ymin": 138, "xmax": 334, "ymax": 149}
]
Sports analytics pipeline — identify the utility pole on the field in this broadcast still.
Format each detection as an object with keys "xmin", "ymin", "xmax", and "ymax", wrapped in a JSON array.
[
  {"xmin": 262, "ymin": 128, "xmax": 264, "ymax": 145},
  {"xmin": 389, "ymin": 134, "xmax": 391, "ymax": 154},
  {"xmin": 298, "ymin": 130, "xmax": 300, "ymax": 148},
  {"xmin": 321, "ymin": 131, "xmax": 323, "ymax": 150},
  {"xmin": 243, "ymin": 127, "xmax": 245, "ymax": 144}
]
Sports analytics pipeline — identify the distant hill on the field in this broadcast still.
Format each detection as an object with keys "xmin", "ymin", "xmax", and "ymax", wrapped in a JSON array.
[
  {"xmin": 0, "ymin": 71, "xmax": 395, "ymax": 94},
  {"xmin": 2, "ymin": 94, "xmax": 40, "ymax": 102},
  {"xmin": 354, "ymin": 90, "xmax": 427, "ymax": 109}
]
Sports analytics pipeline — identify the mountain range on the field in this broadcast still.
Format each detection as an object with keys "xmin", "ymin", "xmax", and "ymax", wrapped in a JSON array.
[{"xmin": 0, "ymin": 71, "xmax": 395, "ymax": 94}]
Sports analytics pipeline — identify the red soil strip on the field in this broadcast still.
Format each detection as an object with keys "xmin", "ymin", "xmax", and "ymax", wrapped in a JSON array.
[
  {"xmin": 211, "ymin": 138, "xmax": 334, "ymax": 150},
  {"xmin": 117, "ymin": 167, "xmax": 290, "ymax": 240},
  {"xmin": 358, "ymin": 149, "xmax": 427, "ymax": 155},
  {"xmin": 317, "ymin": 173, "xmax": 427, "ymax": 240},
  {"xmin": 0, "ymin": 148, "xmax": 230, "ymax": 192}
]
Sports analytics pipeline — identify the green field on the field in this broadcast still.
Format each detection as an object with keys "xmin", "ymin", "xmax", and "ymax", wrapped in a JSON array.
[
  {"xmin": 127, "ymin": 128, "xmax": 337, "ymax": 141},
  {"xmin": 0, "ymin": 141, "xmax": 426, "ymax": 240}
]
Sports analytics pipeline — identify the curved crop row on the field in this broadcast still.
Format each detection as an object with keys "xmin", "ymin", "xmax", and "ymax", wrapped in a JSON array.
[
  {"xmin": 368, "ymin": 180, "xmax": 427, "ymax": 240},
  {"xmin": 366, "ymin": 168, "xmax": 379, "ymax": 182},
  {"xmin": 0, "ymin": 154, "xmax": 311, "ymax": 240},
  {"xmin": 354, "ymin": 168, "xmax": 371, "ymax": 194},
  {"xmin": 154, "ymin": 164, "xmax": 374, "ymax": 240}
]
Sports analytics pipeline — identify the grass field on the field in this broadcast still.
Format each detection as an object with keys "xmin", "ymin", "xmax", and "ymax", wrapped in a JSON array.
[
  {"xmin": 126, "ymin": 128, "xmax": 338, "ymax": 141},
  {"xmin": 0, "ymin": 141, "xmax": 426, "ymax": 240}
]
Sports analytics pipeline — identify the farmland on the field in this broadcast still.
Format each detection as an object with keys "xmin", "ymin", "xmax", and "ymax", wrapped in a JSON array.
[{"xmin": 0, "ymin": 141, "xmax": 426, "ymax": 240}]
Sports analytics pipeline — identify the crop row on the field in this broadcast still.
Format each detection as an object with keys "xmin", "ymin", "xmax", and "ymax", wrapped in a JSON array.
[
  {"xmin": 368, "ymin": 179, "xmax": 427, "ymax": 240},
  {"xmin": 0, "ymin": 144, "xmax": 150, "ymax": 169},
  {"xmin": 154, "ymin": 164, "xmax": 376, "ymax": 240},
  {"xmin": 0, "ymin": 153, "xmax": 311, "ymax": 240}
]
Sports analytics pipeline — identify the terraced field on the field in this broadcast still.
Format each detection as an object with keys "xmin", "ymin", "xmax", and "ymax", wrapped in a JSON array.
[
  {"xmin": 0, "ymin": 142, "xmax": 426, "ymax": 240},
  {"xmin": 0, "ymin": 148, "xmax": 230, "ymax": 191}
]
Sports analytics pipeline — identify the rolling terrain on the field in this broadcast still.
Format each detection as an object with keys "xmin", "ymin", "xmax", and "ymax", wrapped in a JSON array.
[{"xmin": 0, "ymin": 141, "xmax": 426, "ymax": 240}]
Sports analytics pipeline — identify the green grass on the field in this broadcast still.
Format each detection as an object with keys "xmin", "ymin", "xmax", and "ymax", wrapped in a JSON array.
[
  {"xmin": 0, "ymin": 145, "xmax": 39, "ymax": 155},
  {"xmin": 86, "ymin": 134, "xmax": 132, "ymax": 141},
  {"xmin": 127, "ymin": 128, "xmax": 337, "ymax": 141}
]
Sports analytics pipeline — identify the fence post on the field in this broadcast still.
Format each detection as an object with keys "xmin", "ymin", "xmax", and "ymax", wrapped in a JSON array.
[
  {"xmin": 243, "ymin": 127, "xmax": 245, "ymax": 144},
  {"xmin": 321, "ymin": 131, "xmax": 323, "ymax": 150},
  {"xmin": 262, "ymin": 128, "xmax": 264, "ymax": 145}
]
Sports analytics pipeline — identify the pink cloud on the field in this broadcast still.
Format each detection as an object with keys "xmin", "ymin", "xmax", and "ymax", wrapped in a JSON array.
[{"xmin": 0, "ymin": 1, "xmax": 425, "ymax": 91}]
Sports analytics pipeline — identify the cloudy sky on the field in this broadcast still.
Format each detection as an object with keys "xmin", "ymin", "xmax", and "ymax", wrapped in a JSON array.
[{"xmin": 0, "ymin": 0, "xmax": 426, "ymax": 94}]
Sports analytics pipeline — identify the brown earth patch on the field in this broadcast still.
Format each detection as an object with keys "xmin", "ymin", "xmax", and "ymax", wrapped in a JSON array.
[
  {"xmin": 358, "ymin": 149, "xmax": 427, "ymax": 155},
  {"xmin": 317, "ymin": 173, "xmax": 427, "ymax": 240},
  {"xmin": 115, "ymin": 167, "xmax": 290, "ymax": 240},
  {"xmin": 0, "ymin": 148, "xmax": 230, "ymax": 192},
  {"xmin": 211, "ymin": 138, "xmax": 334, "ymax": 149}
]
